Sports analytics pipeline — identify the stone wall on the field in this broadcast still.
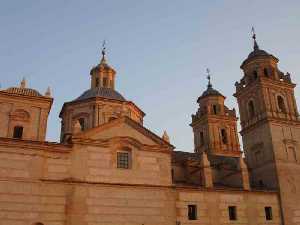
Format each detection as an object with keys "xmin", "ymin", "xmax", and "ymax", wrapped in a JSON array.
[{"xmin": 176, "ymin": 188, "xmax": 281, "ymax": 225}]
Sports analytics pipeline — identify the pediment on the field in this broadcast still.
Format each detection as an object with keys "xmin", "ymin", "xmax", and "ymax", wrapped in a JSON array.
[{"xmin": 73, "ymin": 117, "xmax": 173, "ymax": 149}]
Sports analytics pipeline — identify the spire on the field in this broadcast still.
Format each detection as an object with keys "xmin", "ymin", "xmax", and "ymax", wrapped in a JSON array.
[
  {"xmin": 206, "ymin": 68, "xmax": 212, "ymax": 89},
  {"xmin": 100, "ymin": 40, "xmax": 107, "ymax": 64},
  {"xmin": 251, "ymin": 26, "xmax": 259, "ymax": 51},
  {"xmin": 20, "ymin": 77, "xmax": 26, "ymax": 88}
]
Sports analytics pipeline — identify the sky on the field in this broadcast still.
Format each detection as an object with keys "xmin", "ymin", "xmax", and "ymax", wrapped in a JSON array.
[{"xmin": 0, "ymin": 0, "xmax": 299, "ymax": 151}]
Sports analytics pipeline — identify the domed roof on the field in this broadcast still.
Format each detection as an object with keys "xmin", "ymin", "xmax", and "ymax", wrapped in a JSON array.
[
  {"xmin": 75, "ymin": 87, "xmax": 126, "ymax": 101},
  {"xmin": 200, "ymin": 86, "xmax": 223, "ymax": 98},
  {"xmin": 241, "ymin": 34, "xmax": 278, "ymax": 68},
  {"xmin": 197, "ymin": 85, "xmax": 224, "ymax": 102},
  {"xmin": 3, "ymin": 87, "xmax": 42, "ymax": 97}
]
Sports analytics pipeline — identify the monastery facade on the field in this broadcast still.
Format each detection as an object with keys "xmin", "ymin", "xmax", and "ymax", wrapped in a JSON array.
[{"xmin": 0, "ymin": 34, "xmax": 299, "ymax": 225}]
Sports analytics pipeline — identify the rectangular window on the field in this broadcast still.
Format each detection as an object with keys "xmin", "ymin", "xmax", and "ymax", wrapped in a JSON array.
[
  {"xmin": 228, "ymin": 206, "xmax": 237, "ymax": 220},
  {"xmin": 188, "ymin": 205, "xmax": 197, "ymax": 220},
  {"xmin": 117, "ymin": 152, "xmax": 130, "ymax": 169},
  {"xmin": 13, "ymin": 126, "xmax": 23, "ymax": 139},
  {"xmin": 265, "ymin": 207, "xmax": 273, "ymax": 220}
]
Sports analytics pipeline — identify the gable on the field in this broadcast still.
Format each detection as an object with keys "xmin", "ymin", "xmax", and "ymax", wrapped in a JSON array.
[{"xmin": 73, "ymin": 117, "xmax": 173, "ymax": 148}]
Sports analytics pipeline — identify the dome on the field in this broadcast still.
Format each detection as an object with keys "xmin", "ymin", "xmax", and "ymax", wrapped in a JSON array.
[
  {"xmin": 247, "ymin": 49, "xmax": 270, "ymax": 58},
  {"xmin": 3, "ymin": 87, "xmax": 42, "ymax": 97},
  {"xmin": 197, "ymin": 85, "xmax": 224, "ymax": 102},
  {"xmin": 75, "ymin": 87, "xmax": 126, "ymax": 101}
]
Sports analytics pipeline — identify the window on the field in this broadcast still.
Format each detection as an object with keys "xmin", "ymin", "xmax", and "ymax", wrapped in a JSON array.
[
  {"xmin": 212, "ymin": 105, "xmax": 218, "ymax": 114},
  {"xmin": 78, "ymin": 118, "xmax": 85, "ymax": 131},
  {"xmin": 264, "ymin": 68, "xmax": 269, "ymax": 77},
  {"xmin": 95, "ymin": 78, "xmax": 99, "ymax": 87},
  {"xmin": 103, "ymin": 77, "xmax": 108, "ymax": 87},
  {"xmin": 259, "ymin": 180, "xmax": 264, "ymax": 188},
  {"xmin": 277, "ymin": 96, "xmax": 286, "ymax": 113},
  {"xmin": 199, "ymin": 131, "xmax": 204, "ymax": 146},
  {"xmin": 228, "ymin": 206, "xmax": 237, "ymax": 220},
  {"xmin": 253, "ymin": 70, "xmax": 258, "ymax": 79},
  {"xmin": 34, "ymin": 223, "xmax": 44, "ymax": 225},
  {"xmin": 248, "ymin": 100, "xmax": 255, "ymax": 118},
  {"xmin": 188, "ymin": 205, "xmax": 197, "ymax": 220},
  {"xmin": 265, "ymin": 207, "xmax": 273, "ymax": 220},
  {"xmin": 13, "ymin": 126, "xmax": 23, "ymax": 139},
  {"xmin": 221, "ymin": 129, "xmax": 228, "ymax": 144},
  {"xmin": 117, "ymin": 151, "xmax": 131, "ymax": 169}
]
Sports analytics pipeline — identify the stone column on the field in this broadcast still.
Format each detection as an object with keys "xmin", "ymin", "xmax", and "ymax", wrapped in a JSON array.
[
  {"xmin": 201, "ymin": 152, "xmax": 213, "ymax": 188},
  {"xmin": 239, "ymin": 157, "xmax": 250, "ymax": 190}
]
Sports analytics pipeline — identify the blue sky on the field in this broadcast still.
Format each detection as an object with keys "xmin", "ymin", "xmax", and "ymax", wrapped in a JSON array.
[{"xmin": 0, "ymin": 0, "xmax": 299, "ymax": 151}]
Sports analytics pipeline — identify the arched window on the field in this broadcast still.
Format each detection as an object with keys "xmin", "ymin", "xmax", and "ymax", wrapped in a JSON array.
[
  {"xmin": 78, "ymin": 118, "xmax": 85, "ymax": 131},
  {"xmin": 253, "ymin": 70, "xmax": 258, "ymax": 80},
  {"xmin": 248, "ymin": 100, "xmax": 255, "ymax": 118},
  {"xmin": 13, "ymin": 126, "xmax": 23, "ymax": 139},
  {"xmin": 264, "ymin": 68, "xmax": 269, "ymax": 77},
  {"xmin": 33, "ymin": 223, "xmax": 44, "ymax": 225},
  {"xmin": 277, "ymin": 96, "xmax": 286, "ymax": 113},
  {"xmin": 212, "ymin": 104, "xmax": 220, "ymax": 115},
  {"xmin": 95, "ymin": 78, "xmax": 99, "ymax": 87},
  {"xmin": 221, "ymin": 129, "xmax": 228, "ymax": 144},
  {"xmin": 103, "ymin": 77, "xmax": 108, "ymax": 87}
]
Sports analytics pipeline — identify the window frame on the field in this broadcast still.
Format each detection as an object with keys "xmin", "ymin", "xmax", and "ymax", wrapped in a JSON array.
[
  {"xmin": 265, "ymin": 206, "xmax": 273, "ymax": 221},
  {"xmin": 220, "ymin": 128, "xmax": 228, "ymax": 144},
  {"xmin": 13, "ymin": 126, "xmax": 23, "ymax": 139},
  {"xmin": 188, "ymin": 204, "xmax": 197, "ymax": 220},
  {"xmin": 117, "ymin": 150, "xmax": 131, "ymax": 169},
  {"xmin": 277, "ymin": 95, "xmax": 287, "ymax": 113},
  {"xmin": 228, "ymin": 206, "xmax": 237, "ymax": 221}
]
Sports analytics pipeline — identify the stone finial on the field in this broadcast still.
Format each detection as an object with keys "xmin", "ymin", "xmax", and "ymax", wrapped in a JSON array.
[
  {"xmin": 73, "ymin": 120, "xmax": 82, "ymax": 134},
  {"xmin": 20, "ymin": 77, "xmax": 26, "ymax": 88},
  {"xmin": 45, "ymin": 86, "xmax": 51, "ymax": 97},
  {"xmin": 162, "ymin": 130, "xmax": 170, "ymax": 143}
]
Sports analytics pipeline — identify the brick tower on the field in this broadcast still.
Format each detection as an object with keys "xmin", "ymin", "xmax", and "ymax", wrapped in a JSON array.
[{"xmin": 234, "ymin": 30, "xmax": 300, "ymax": 225}]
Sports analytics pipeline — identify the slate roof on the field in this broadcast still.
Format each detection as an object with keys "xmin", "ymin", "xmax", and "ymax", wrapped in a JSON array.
[{"xmin": 75, "ymin": 87, "xmax": 126, "ymax": 101}]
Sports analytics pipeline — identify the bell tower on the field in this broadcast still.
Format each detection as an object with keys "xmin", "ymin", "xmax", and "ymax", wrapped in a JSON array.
[
  {"xmin": 234, "ymin": 30, "xmax": 300, "ymax": 225},
  {"xmin": 191, "ymin": 71, "xmax": 241, "ymax": 157}
]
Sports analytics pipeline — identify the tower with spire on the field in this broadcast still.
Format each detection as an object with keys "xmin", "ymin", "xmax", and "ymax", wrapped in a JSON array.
[
  {"xmin": 191, "ymin": 69, "xmax": 241, "ymax": 156},
  {"xmin": 234, "ymin": 29, "xmax": 300, "ymax": 225}
]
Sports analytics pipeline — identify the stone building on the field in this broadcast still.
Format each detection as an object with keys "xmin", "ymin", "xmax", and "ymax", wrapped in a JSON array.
[{"xmin": 0, "ymin": 33, "xmax": 299, "ymax": 225}]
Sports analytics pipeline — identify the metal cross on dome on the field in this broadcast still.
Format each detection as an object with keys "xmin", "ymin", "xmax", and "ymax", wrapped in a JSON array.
[
  {"xmin": 101, "ymin": 40, "xmax": 106, "ymax": 56},
  {"xmin": 206, "ymin": 68, "xmax": 212, "ymax": 88}
]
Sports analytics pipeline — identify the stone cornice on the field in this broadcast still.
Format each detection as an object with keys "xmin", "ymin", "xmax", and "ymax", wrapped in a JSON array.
[{"xmin": 0, "ymin": 137, "xmax": 71, "ymax": 153}]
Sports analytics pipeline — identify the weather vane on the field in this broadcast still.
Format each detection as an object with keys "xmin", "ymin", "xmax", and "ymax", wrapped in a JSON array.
[
  {"xmin": 206, "ymin": 68, "xmax": 212, "ymax": 87},
  {"xmin": 102, "ymin": 40, "xmax": 106, "ymax": 56},
  {"xmin": 251, "ymin": 26, "xmax": 256, "ymax": 40}
]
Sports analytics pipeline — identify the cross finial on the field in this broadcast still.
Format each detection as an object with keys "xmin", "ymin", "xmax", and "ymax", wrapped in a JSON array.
[
  {"xmin": 251, "ymin": 26, "xmax": 259, "ymax": 50},
  {"xmin": 100, "ymin": 40, "xmax": 107, "ymax": 64},
  {"xmin": 102, "ymin": 40, "xmax": 106, "ymax": 57},
  {"xmin": 206, "ymin": 68, "xmax": 212, "ymax": 88}
]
